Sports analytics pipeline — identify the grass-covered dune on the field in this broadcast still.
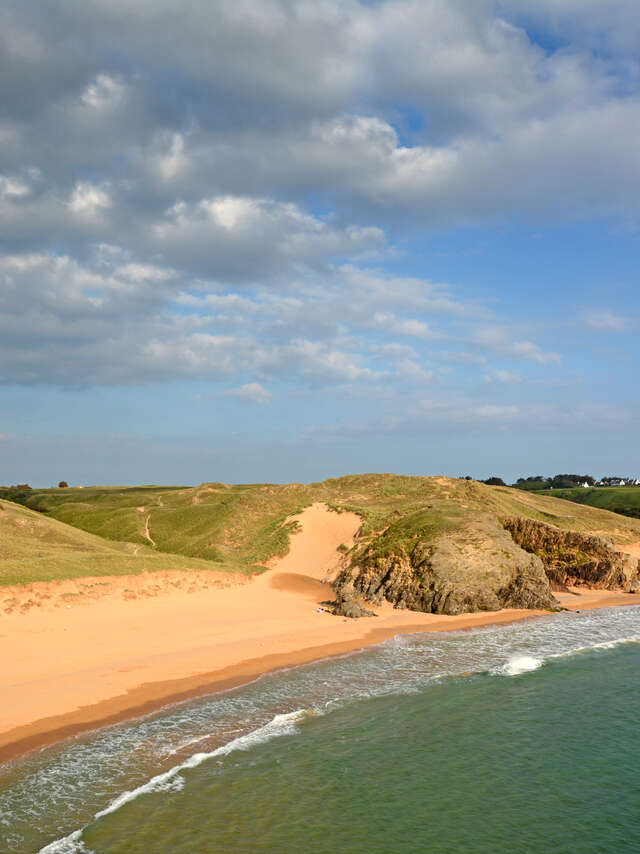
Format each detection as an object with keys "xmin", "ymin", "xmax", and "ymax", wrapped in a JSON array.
[
  {"xmin": 0, "ymin": 496, "xmax": 229, "ymax": 587},
  {"xmin": 541, "ymin": 486, "xmax": 640, "ymax": 520},
  {"xmin": 5, "ymin": 476, "xmax": 640, "ymax": 611}
]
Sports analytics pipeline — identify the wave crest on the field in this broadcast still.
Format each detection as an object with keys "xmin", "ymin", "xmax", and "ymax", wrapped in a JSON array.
[{"xmin": 497, "ymin": 655, "xmax": 544, "ymax": 677}]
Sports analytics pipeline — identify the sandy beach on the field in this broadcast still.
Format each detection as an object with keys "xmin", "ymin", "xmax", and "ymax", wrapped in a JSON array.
[{"xmin": 1, "ymin": 503, "xmax": 638, "ymax": 763}]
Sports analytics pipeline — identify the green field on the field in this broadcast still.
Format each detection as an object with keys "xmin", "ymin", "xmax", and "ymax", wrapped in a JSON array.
[
  {"xmin": 3, "ymin": 475, "xmax": 640, "ymax": 587},
  {"xmin": 539, "ymin": 486, "xmax": 640, "ymax": 519}
]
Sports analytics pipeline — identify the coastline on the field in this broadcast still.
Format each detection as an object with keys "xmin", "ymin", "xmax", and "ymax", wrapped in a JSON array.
[
  {"xmin": 1, "ymin": 588, "xmax": 637, "ymax": 765},
  {"xmin": 2, "ymin": 502, "xmax": 638, "ymax": 765}
]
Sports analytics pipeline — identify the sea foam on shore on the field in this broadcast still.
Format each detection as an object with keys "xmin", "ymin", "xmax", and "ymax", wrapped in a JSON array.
[{"xmin": 2, "ymin": 605, "xmax": 639, "ymax": 853}]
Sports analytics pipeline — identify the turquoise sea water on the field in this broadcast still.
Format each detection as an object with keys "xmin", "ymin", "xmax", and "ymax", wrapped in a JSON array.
[{"xmin": 2, "ymin": 606, "xmax": 640, "ymax": 853}]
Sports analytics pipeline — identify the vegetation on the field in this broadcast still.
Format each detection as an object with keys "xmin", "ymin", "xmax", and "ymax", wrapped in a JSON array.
[
  {"xmin": 514, "ymin": 474, "xmax": 596, "ymax": 491},
  {"xmin": 543, "ymin": 486, "xmax": 640, "ymax": 520},
  {"xmin": 0, "ymin": 498, "xmax": 223, "ymax": 586},
  {"xmin": 2, "ymin": 474, "xmax": 639, "ymax": 588}
]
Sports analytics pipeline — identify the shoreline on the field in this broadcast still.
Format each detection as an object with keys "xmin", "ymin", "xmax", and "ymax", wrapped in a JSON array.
[
  {"xmin": 2, "ymin": 502, "xmax": 639, "ymax": 766},
  {"xmin": 1, "ymin": 591, "xmax": 638, "ymax": 765}
]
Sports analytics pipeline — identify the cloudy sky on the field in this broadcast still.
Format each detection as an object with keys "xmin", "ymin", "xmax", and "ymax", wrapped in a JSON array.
[{"xmin": 1, "ymin": 0, "xmax": 639, "ymax": 486}]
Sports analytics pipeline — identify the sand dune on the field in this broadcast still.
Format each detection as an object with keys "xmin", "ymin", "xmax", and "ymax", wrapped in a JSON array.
[{"xmin": 0, "ymin": 503, "xmax": 637, "ymax": 763}]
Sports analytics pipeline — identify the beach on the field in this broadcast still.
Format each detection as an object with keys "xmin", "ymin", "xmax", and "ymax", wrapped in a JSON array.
[{"xmin": 1, "ymin": 503, "xmax": 638, "ymax": 763}]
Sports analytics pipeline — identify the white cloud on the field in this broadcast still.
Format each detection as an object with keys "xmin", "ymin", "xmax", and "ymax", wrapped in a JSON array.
[
  {"xmin": 394, "ymin": 359, "xmax": 435, "ymax": 383},
  {"xmin": 0, "ymin": 175, "xmax": 29, "ymax": 198},
  {"xmin": 151, "ymin": 195, "xmax": 384, "ymax": 281},
  {"xmin": 581, "ymin": 310, "xmax": 632, "ymax": 331},
  {"xmin": 483, "ymin": 370, "xmax": 522, "ymax": 384},
  {"xmin": 153, "ymin": 132, "xmax": 190, "ymax": 182},
  {"xmin": 0, "ymin": 248, "xmax": 562, "ymax": 390},
  {"xmin": 371, "ymin": 312, "xmax": 440, "ymax": 339},
  {"xmin": 81, "ymin": 73, "xmax": 126, "ymax": 110},
  {"xmin": 224, "ymin": 382, "xmax": 272, "ymax": 404},
  {"xmin": 369, "ymin": 343, "xmax": 417, "ymax": 359},
  {"xmin": 472, "ymin": 327, "xmax": 561, "ymax": 364},
  {"xmin": 3, "ymin": 1, "xmax": 631, "ymax": 406},
  {"xmin": 68, "ymin": 181, "xmax": 111, "ymax": 216}
]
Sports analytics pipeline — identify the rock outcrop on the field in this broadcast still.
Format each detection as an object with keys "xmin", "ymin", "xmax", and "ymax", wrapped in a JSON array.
[
  {"xmin": 335, "ymin": 514, "xmax": 560, "ymax": 616},
  {"xmin": 502, "ymin": 517, "xmax": 640, "ymax": 592},
  {"xmin": 329, "ymin": 580, "xmax": 376, "ymax": 618}
]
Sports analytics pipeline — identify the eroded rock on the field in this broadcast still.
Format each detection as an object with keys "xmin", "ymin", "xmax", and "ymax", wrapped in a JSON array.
[
  {"xmin": 329, "ymin": 580, "xmax": 376, "ymax": 618},
  {"xmin": 502, "ymin": 517, "xmax": 640, "ymax": 591},
  {"xmin": 334, "ymin": 514, "xmax": 560, "ymax": 616}
]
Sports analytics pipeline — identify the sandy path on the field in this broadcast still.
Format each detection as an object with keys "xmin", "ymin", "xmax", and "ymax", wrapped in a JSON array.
[
  {"xmin": 0, "ymin": 503, "xmax": 638, "ymax": 762},
  {"xmin": 143, "ymin": 513, "xmax": 155, "ymax": 547}
]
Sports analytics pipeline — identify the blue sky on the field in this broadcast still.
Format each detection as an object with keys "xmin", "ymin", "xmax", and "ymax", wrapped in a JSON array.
[{"xmin": 0, "ymin": 0, "xmax": 638, "ymax": 486}]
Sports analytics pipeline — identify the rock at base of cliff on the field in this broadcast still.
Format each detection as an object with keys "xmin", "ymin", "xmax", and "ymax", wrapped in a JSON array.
[{"xmin": 330, "ymin": 581, "xmax": 377, "ymax": 618}]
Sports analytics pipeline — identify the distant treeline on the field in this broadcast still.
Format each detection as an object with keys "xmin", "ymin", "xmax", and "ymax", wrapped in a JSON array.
[
  {"xmin": 480, "ymin": 474, "xmax": 639, "ymax": 490},
  {"xmin": 0, "ymin": 484, "xmax": 34, "ymax": 504},
  {"xmin": 0, "ymin": 481, "xmax": 68, "ymax": 506}
]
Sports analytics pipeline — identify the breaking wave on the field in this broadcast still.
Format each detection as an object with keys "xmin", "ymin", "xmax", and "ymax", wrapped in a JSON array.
[
  {"xmin": 496, "ymin": 655, "xmax": 544, "ymax": 676},
  {"xmin": 1, "ymin": 603, "xmax": 636, "ymax": 854},
  {"xmin": 38, "ymin": 710, "xmax": 312, "ymax": 853}
]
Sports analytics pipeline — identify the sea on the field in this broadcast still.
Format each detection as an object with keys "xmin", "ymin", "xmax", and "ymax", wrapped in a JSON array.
[{"xmin": 2, "ymin": 605, "xmax": 640, "ymax": 854}]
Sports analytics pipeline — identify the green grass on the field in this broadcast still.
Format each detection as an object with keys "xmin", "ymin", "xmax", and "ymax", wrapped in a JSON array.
[
  {"xmin": 537, "ymin": 486, "xmax": 640, "ymax": 520},
  {"xmin": 3, "ymin": 475, "xmax": 640, "ymax": 587},
  {"xmin": 0, "ymin": 497, "xmax": 226, "ymax": 586}
]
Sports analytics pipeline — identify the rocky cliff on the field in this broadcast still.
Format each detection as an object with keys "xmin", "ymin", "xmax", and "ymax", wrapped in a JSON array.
[
  {"xmin": 502, "ymin": 517, "xmax": 640, "ymax": 592},
  {"xmin": 334, "ymin": 510, "xmax": 640, "ymax": 617},
  {"xmin": 335, "ymin": 513, "xmax": 560, "ymax": 615}
]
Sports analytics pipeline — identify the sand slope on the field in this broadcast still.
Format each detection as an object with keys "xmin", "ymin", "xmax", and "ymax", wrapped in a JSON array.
[{"xmin": 1, "ymin": 503, "xmax": 637, "ymax": 762}]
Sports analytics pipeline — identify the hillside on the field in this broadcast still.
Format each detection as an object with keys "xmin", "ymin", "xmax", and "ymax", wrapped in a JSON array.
[
  {"xmin": 5, "ymin": 475, "xmax": 640, "ymax": 612},
  {"xmin": 542, "ymin": 486, "xmax": 640, "ymax": 520},
  {"xmin": 0, "ymin": 497, "xmax": 229, "ymax": 586}
]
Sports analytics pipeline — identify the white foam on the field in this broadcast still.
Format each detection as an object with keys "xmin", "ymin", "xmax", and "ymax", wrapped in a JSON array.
[
  {"xmin": 498, "ymin": 655, "xmax": 544, "ymax": 676},
  {"xmin": 547, "ymin": 634, "xmax": 640, "ymax": 661},
  {"xmin": 38, "ymin": 830, "xmax": 93, "ymax": 853},
  {"xmin": 96, "ymin": 709, "xmax": 309, "ymax": 818},
  {"xmin": 38, "ymin": 710, "xmax": 310, "ymax": 853}
]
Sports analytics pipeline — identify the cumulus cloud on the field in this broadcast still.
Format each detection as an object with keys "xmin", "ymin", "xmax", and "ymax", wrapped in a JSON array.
[
  {"xmin": 1, "ymin": 0, "xmax": 640, "ymax": 247},
  {"xmin": 0, "ymin": 0, "xmax": 620, "ymax": 405},
  {"xmin": 149, "ymin": 195, "xmax": 384, "ymax": 282},
  {"xmin": 68, "ymin": 181, "xmax": 112, "ymax": 216},
  {"xmin": 81, "ymin": 73, "xmax": 126, "ymax": 110},
  {"xmin": 0, "ymin": 248, "xmax": 536, "ymax": 388}
]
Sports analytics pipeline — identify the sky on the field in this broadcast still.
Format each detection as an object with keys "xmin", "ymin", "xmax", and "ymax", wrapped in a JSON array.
[{"xmin": 1, "ymin": 0, "xmax": 639, "ymax": 487}]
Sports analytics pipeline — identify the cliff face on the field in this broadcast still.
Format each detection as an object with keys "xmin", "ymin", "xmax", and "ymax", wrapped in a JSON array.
[
  {"xmin": 335, "ymin": 514, "xmax": 560, "ymax": 616},
  {"xmin": 334, "ymin": 510, "xmax": 640, "ymax": 617},
  {"xmin": 502, "ymin": 517, "xmax": 640, "ymax": 592}
]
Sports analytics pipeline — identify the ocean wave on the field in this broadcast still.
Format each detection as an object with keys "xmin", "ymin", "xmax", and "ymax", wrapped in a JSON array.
[
  {"xmin": 495, "ymin": 655, "xmax": 544, "ymax": 677},
  {"xmin": 38, "ymin": 709, "xmax": 312, "ymax": 854},
  {"xmin": 19, "ymin": 606, "xmax": 640, "ymax": 853},
  {"xmin": 38, "ymin": 830, "xmax": 93, "ymax": 854},
  {"xmin": 492, "ymin": 633, "xmax": 640, "ymax": 679},
  {"xmin": 548, "ymin": 634, "xmax": 640, "ymax": 660}
]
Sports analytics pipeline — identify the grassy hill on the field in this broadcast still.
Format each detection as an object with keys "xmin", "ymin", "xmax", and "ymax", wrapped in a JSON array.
[
  {"xmin": 0, "ymin": 497, "xmax": 230, "ymax": 586},
  {"xmin": 4, "ymin": 476, "xmax": 640, "ymax": 599},
  {"xmin": 541, "ymin": 486, "xmax": 640, "ymax": 520}
]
